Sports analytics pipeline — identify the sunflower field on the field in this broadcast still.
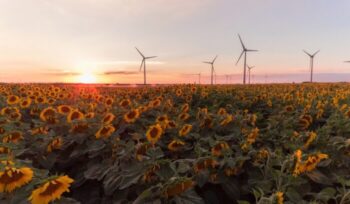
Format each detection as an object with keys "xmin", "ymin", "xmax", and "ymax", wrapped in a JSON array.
[{"xmin": 0, "ymin": 83, "xmax": 350, "ymax": 204}]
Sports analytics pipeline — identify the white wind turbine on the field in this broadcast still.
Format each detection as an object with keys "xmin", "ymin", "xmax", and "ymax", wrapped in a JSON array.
[
  {"xmin": 247, "ymin": 65, "xmax": 255, "ymax": 84},
  {"xmin": 203, "ymin": 55, "xmax": 218, "ymax": 85},
  {"xmin": 135, "ymin": 47, "xmax": 157, "ymax": 85},
  {"xmin": 236, "ymin": 34, "xmax": 258, "ymax": 85},
  {"xmin": 303, "ymin": 50, "xmax": 320, "ymax": 83}
]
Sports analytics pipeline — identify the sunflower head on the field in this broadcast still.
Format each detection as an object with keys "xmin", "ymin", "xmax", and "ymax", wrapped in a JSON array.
[
  {"xmin": 57, "ymin": 105, "xmax": 72, "ymax": 115},
  {"xmin": 95, "ymin": 125, "xmax": 116, "ymax": 139},
  {"xmin": 40, "ymin": 107, "xmax": 57, "ymax": 123},
  {"xmin": 103, "ymin": 113, "xmax": 116, "ymax": 124},
  {"xmin": 0, "ymin": 166, "xmax": 33, "ymax": 193},
  {"xmin": 29, "ymin": 175, "xmax": 74, "ymax": 204},
  {"xmin": 179, "ymin": 124, "xmax": 192, "ymax": 137},
  {"xmin": 20, "ymin": 98, "xmax": 32, "ymax": 109},
  {"xmin": 146, "ymin": 124, "xmax": 163, "ymax": 145},
  {"xmin": 3, "ymin": 131, "xmax": 23, "ymax": 143},
  {"xmin": 47, "ymin": 137, "xmax": 63, "ymax": 153},
  {"xmin": 67, "ymin": 110, "xmax": 84, "ymax": 123},
  {"xmin": 7, "ymin": 95, "xmax": 20, "ymax": 105},
  {"xmin": 124, "ymin": 109, "xmax": 140, "ymax": 123},
  {"xmin": 168, "ymin": 140, "xmax": 185, "ymax": 151}
]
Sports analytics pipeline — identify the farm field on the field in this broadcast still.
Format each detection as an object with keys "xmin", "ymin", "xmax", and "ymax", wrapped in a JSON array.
[{"xmin": 0, "ymin": 83, "xmax": 350, "ymax": 204}]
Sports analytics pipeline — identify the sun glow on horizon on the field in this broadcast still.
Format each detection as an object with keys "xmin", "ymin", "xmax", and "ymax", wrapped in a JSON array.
[{"xmin": 78, "ymin": 72, "xmax": 97, "ymax": 83}]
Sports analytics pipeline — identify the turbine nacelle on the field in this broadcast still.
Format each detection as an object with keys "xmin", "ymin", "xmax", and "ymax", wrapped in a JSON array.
[{"xmin": 303, "ymin": 50, "xmax": 320, "ymax": 58}]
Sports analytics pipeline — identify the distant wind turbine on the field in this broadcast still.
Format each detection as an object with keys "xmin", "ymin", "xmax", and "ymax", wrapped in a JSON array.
[
  {"xmin": 247, "ymin": 65, "xmax": 255, "ymax": 84},
  {"xmin": 303, "ymin": 50, "xmax": 320, "ymax": 83},
  {"xmin": 236, "ymin": 34, "xmax": 258, "ymax": 85},
  {"xmin": 135, "ymin": 47, "xmax": 157, "ymax": 85},
  {"xmin": 203, "ymin": 55, "xmax": 218, "ymax": 85}
]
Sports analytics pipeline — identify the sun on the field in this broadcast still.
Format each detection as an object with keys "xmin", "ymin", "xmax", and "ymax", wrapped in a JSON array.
[{"xmin": 78, "ymin": 72, "xmax": 97, "ymax": 83}]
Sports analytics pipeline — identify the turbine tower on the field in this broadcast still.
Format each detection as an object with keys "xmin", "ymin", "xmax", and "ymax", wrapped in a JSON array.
[
  {"xmin": 203, "ymin": 55, "xmax": 218, "ymax": 85},
  {"xmin": 197, "ymin": 73, "xmax": 201, "ymax": 84},
  {"xmin": 236, "ymin": 34, "xmax": 258, "ymax": 85},
  {"xmin": 135, "ymin": 47, "xmax": 157, "ymax": 85},
  {"xmin": 247, "ymin": 65, "xmax": 255, "ymax": 84},
  {"xmin": 303, "ymin": 50, "xmax": 319, "ymax": 83}
]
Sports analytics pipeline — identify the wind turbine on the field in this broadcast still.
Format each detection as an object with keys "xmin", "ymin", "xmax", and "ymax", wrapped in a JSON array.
[
  {"xmin": 203, "ymin": 55, "xmax": 218, "ymax": 85},
  {"xmin": 135, "ymin": 47, "xmax": 157, "ymax": 85},
  {"xmin": 247, "ymin": 65, "xmax": 255, "ymax": 84},
  {"xmin": 303, "ymin": 50, "xmax": 320, "ymax": 83},
  {"xmin": 236, "ymin": 34, "xmax": 258, "ymax": 85}
]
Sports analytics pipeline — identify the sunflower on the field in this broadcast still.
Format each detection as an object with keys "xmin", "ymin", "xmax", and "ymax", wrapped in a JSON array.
[
  {"xmin": 0, "ymin": 127, "xmax": 5, "ymax": 134},
  {"xmin": 3, "ymin": 131, "xmax": 23, "ymax": 143},
  {"xmin": 0, "ymin": 147, "xmax": 10, "ymax": 154},
  {"xmin": 220, "ymin": 114, "xmax": 234, "ymax": 126},
  {"xmin": 20, "ymin": 98, "xmax": 32, "ymax": 109},
  {"xmin": 168, "ymin": 140, "xmax": 185, "ymax": 151},
  {"xmin": 211, "ymin": 142, "xmax": 230, "ymax": 157},
  {"xmin": 67, "ymin": 110, "xmax": 84, "ymax": 123},
  {"xmin": 47, "ymin": 137, "xmax": 63, "ymax": 153},
  {"xmin": 163, "ymin": 179, "xmax": 194, "ymax": 198},
  {"xmin": 149, "ymin": 99, "xmax": 161, "ymax": 108},
  {"xmin": 0, "ymin": 166, "xmax": 33, "ymax": 193},
  {"xmin": 85, "ymin": 112, "xmax": 95, "ymax": 119},
  {"xmin": 217, "ymin": 108, "xmax": 227, "ymax": 116},
  {"xmin": 9, "ymin": 111, "xmax": 22, "ymax": 121},
  {"xmin": 178, "ymin": 112, "xmax": 190, "ymax": 121},
  {"xmin": 146, "ymin": 124, "xmax": 163, "ymax": 144},
  {"xmin": 40, "ymin": 107, "xmax": 57, "ymax": 123},
  {"xmin": 7, "ymin": 95, "xmax": 20, "ymax": 105},
  {"xmin": 135, "ymin": 143, "xmax": 153, "ymax": 161},
  {"xmin": 119, "ymin": 99, "xmax": 131, "ymax": 108},
  {"xmin": 124, "ymin": 109, "xmax": 140, "ymax": 123},
  {"xmin": 30, "ymin": 126, "xmax": 49, "ymax": 136},
  {"xmin": 166, "ymin": 120, "xmax": 177, "ymax": 129},
  {"xmin": 102, "ymin": 113, "xmax": 116, "ymax": 124},
  {"xmin": 193, "ymin": 158, "xmax": 218, "ymax": 173},
  {"xmin": 29, "ymin": 175, "xmax": 74, "ymax": 204},
  {"xmin": 143, "ymin": 164, "xmax": 160, "ymax": 183},
  {"xmin": 285, "ymin": 105, "xmax": 294, "ymax": 112},
  {"xmin": 179, "ymin": 124, "xmax": 192, "ymax": 137},
  {"xmin": 57, "ymin": 105, "xmax": 72, "ymax": 115},
  {"xmin": 70, "ymin": 123, "xmax": 89, "ymax": 133},
  {"xmin": 35, "ymin": 96, "xmax": 47, "ymax": 104},
  {"xmin": 275, "ymin": 191, "xmax": 284, "ymax": 204},
  {"xmin": 105, "ymin": 97, "xmax": 114, "ymax": 106},
  {"xmin": 181, "ymin": 103, "xmax": 190, "ymax": 113},
  {"xmin": 200, "ymin": 117, "xmax": 213, "ymax": 129},
  {"xmin": 95, "ymin": 125, "xmax": 115, "ymax": 139},
  {"xmin": 156, "ymin": 115, "xmax": 168, "ymax": 123}
]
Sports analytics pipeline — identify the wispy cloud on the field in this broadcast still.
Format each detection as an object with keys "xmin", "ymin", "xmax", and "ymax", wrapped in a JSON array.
[
  {"xmin": 103, "ymin": 70, "xmax": 138, "ymax": 75},
  {"xmin": 92, "ymin": 61, "xmax": 164, "ymax": 65},
  {"xmin": 42, "ymin": 70, "xmax": 81, "ymax": 76}
]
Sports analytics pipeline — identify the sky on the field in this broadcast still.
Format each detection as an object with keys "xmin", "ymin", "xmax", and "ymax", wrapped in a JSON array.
[{"xmin": 1, "ymin": 0, "xmax": 350, "ymax": 84}]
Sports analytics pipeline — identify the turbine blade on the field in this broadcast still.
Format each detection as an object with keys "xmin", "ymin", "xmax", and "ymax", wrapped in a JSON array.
[
  {"xmin": 203, "ymin": 61, "xmax": 211, "ymax": 64},
  {"xmin": 238, "ymin": 34, "xmax": 246, "ymax": 50},
  {"xmin": 236, "ymin": 51, "xmax": 244, "ymax": 65},
  {"xmin": 135, "ymin": 47, "xmax": 145, "ymax": 58},
  {"xmin": 146, "ymin": 56, "xmax": 157, "ymax": 59},
  {"xmin": 247, "ymin": 49, "xmax": 258, "ymax": 52},
  {"xmin": 139, "ymin": 59, "xmax": 145, "ymax": 71},
  {"xmin": 212, "ymin": 55, "xmax": 218, "ymax": 63},
  {"xmin": 344, "ymin": 61, "xmax": 350, "ymax": 63},
  {"xmin": 313, "ymin": 50, "xmax": 320, "ymax": 56},
  {"xmin": 303, "ymin": 50, "xmax": 312, "ymax": 57}
]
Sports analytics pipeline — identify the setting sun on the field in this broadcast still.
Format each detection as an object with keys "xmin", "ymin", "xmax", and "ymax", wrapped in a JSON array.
[{"xmin": 78, "ymin": 72, "xmax": 97, "ymax": 83}]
